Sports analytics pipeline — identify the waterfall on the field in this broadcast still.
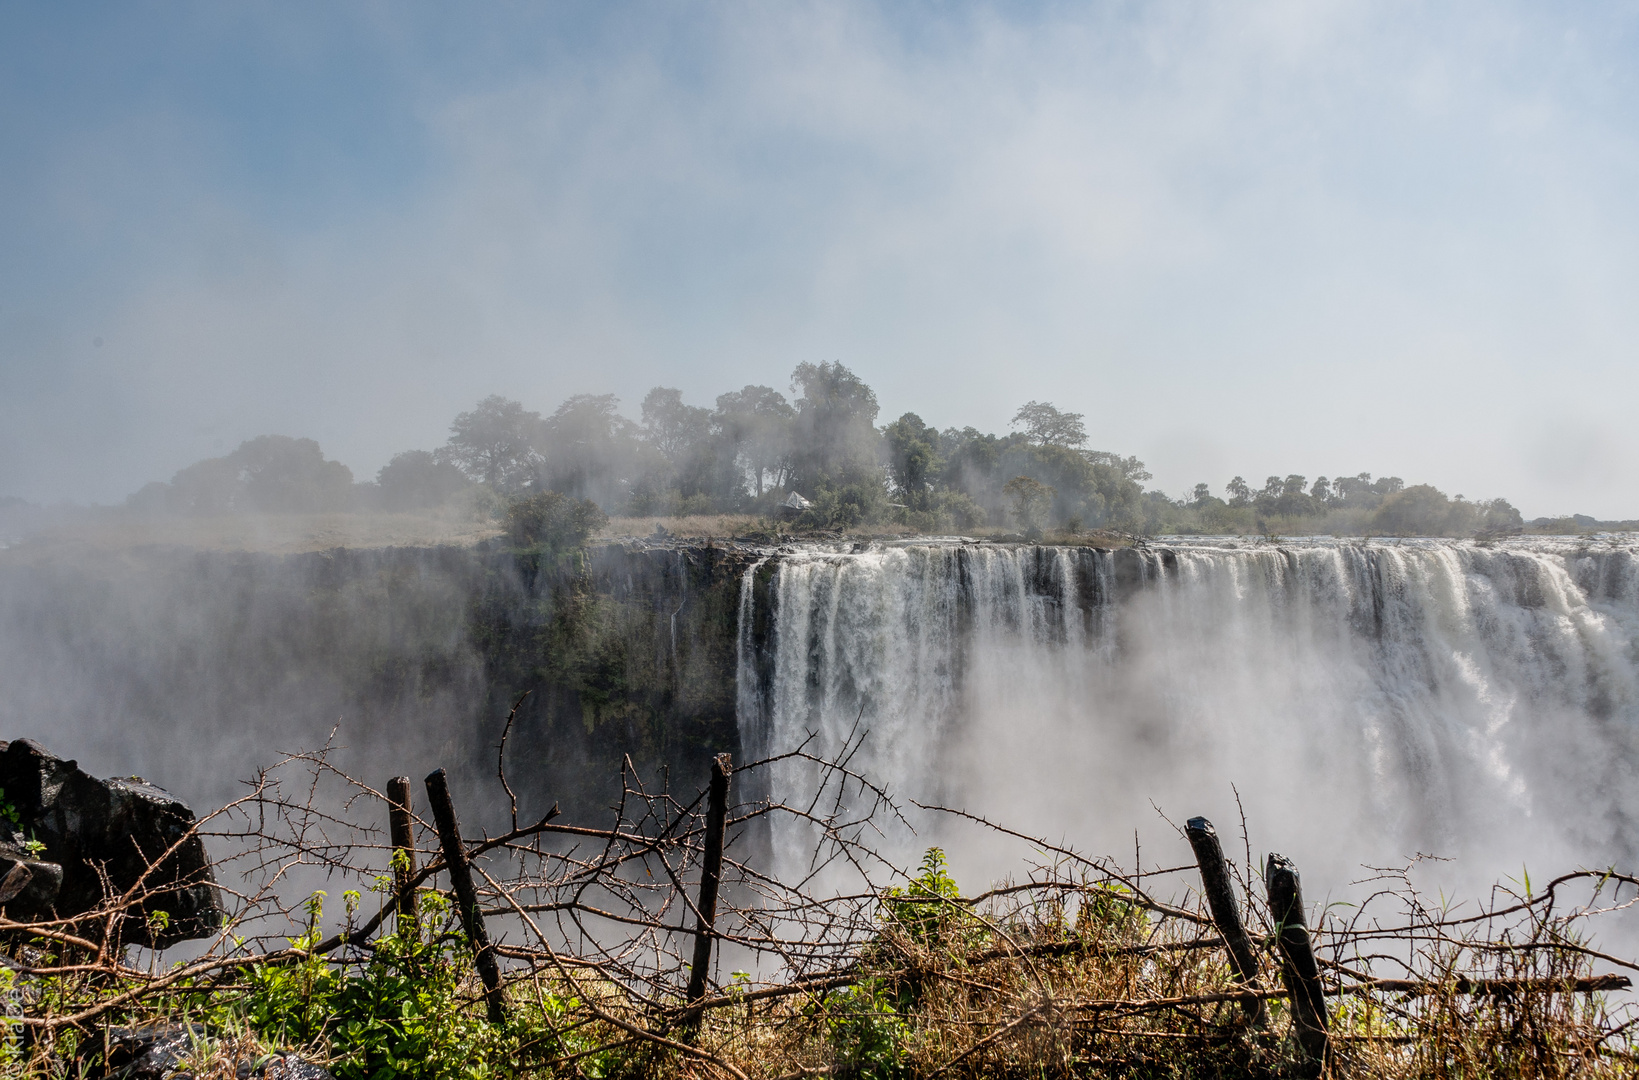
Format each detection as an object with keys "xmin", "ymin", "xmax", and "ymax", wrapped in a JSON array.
[{"xmin": 736, "ymin": 537, "xmax": 1639, "ymax": 892}]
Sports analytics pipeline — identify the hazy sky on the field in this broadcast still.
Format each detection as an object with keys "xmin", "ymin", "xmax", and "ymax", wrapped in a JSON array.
[{"xmin": 3, "ymin": 1, "xmax": 1637, "ymax": 516}]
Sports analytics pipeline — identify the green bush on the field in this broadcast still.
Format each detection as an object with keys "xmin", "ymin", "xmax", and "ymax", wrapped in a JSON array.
[
  {"xmin": 797, "ymin": 475, "xmax": 891, "ymax": 529},
  {"xmin": 503, "ymin": 490, "xmax": 607, "ymax": 552},
  {"xmin": 883, "ymin": 847, "xmax": 962, "ymax": 944},
  {"xmin": 928, "ymin": 490, "xmax": 986, "ymax": 531},
  {"xmin": 227, "ymin": 891, "xmax": 570, "ymax": 1080},
  {"xmin": 822, "ymin": 980, "xmax": 908, "ymax": 1080}
]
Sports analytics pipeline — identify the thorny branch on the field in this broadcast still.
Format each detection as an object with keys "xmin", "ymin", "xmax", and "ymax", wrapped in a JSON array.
[{"xmin": 3, "ymin": 741, "xmax": 1637, "ymax": 1078}]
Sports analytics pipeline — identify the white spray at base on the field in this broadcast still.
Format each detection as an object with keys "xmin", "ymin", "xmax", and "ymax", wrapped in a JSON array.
[{"xmin": 735, "ymin": 537, "xmax": 1639, "ymax": 901}]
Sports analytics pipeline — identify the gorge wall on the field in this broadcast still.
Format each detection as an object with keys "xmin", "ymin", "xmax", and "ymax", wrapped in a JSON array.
[
  {"xmin": 0, "ymin": 539, "xmax": 755, "ymax": 827},
  {"xmin": 3, "ymin": 534, "xmax": 1637, "ymax": 900}
]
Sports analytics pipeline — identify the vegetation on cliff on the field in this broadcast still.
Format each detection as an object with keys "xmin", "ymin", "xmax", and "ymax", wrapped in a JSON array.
[{"xmin": 109, "ymin": 364, "xmax": 1565, "ymax": 538}]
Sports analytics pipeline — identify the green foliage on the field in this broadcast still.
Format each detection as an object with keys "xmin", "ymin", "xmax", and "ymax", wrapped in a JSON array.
[
  {"xmin": 788, "ymin": 361, "xmax": 882, "ymax": 494},
  {"xmin": 444, "ymin": 395, "xmax": 543, "ymax": 494},
  {"xmin": 1010, "ymin": 400, "xmax": 1087, "ymax": 448},
  {"xmin": 226, "ymin": 889, "xmax": 571, "ymax": 1080},
  {"xmin": 1369, "ymin": 484, "xmax": 1524, "ymax": 537},
  {"xmin": 537, "ymin": 394, "xmax": 643, "ymax": 508},
  {"xmin": 0, "ymin": 788, "xmax": 18, "ymax": 828},
  {"xmin": 796, "ymin": 469, "xmax": 891, "ymax": 530},
  {"xmin": 715, "ymin": 384, "xmax": 795, "ymax": 501},
  {"xmin": 887, "ymin": 489, "xmax": 987, "ymax": 534},
  {"xmin": 136, "ymin": 435, "xmax": 355, "ymax": 514},
  {"xmin": 120, "ymin": 363, "xmax": 1541, "ymax": 536},
  {"xmin": 884, "ymin": 848, "xmax": 963, "ymax": 944},
  {"xmin": 503, "ymin": 491, "xmax": 608, "ymax": 552},
  {"xmin": 1002, "ymin": 475, "xmax": 1054, "ymax": 533},
  {"xmin": 882, "ymin": 413, "xmax": 940, "ymax": 511},
  {"xmin": 376, "ymin": 450, "xmax": 471, "ymax": 510},
  {"xmin": 1145, "ymin": 471, "xmax": 1528, "ymax": 537},
  {"xmin": 822, "ymin": 979, "xmax": 909, "ymax": 1080}
]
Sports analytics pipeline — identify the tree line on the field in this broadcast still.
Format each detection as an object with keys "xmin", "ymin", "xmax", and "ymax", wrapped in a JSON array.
[{"xmin": 125, "ymin": 362, "xmax": 1524, "ymax": 537}]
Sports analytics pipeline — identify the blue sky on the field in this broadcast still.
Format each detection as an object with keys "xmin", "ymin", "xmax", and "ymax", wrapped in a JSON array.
[{"xmin": 3, "ymin": 1, "xmax": 1638, "ymax": 516}]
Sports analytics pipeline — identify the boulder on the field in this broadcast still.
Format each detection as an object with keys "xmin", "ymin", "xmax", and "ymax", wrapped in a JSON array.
[
  {"xmin": 0, "ymin": 852, "xmax": 63, "ymax": 917},
  {"xmin": 0, "ymin": 739, "xmax": 224, "ymax": 947},
  {"xmin": 77, "ymin": 1023, "xmax": 212, "ymax": 1080}
]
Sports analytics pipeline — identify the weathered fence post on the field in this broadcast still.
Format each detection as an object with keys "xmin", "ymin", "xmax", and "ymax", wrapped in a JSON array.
[
  {"xmin": 387, "ymin": 776, "xmax": 418, "ymax": 933},
  {"xmin": 1185, "ymin": 816, "xmax": 1268, "ymax": 1026},
  {"xmin": 1266, "ymin": 853, "xmax": 1329, "ymax": 1072},
  {"xmin": 424, "ymin": 768, "xmax": 506, "ymax": 1026},
  {"xmin": 681, "ymin": 753, "xmax": 732, "ymax": 1036}
]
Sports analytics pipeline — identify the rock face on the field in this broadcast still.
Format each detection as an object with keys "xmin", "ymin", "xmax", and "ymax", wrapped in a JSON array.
[
  {"xmin": 0, "ymin": 541, "xmax": 759, "ymax": 824},
  {"xmin": 0, "ymin": 739, "xmax": 224, "ymax": 948}
]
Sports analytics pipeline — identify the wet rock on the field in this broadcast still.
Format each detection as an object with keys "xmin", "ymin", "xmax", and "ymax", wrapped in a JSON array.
[
  {"xmin": 0, "ymin": 739, "xmax": 224, "ymax": 947},
  {"xmin": 0, "ymin": 852, "xmax": 62, "ymax": 917},
  {"xmin": 244, "ymin": 1055, "xmax": 335, "ymax": 1080},
  {"xmin": 77, "ymin": 1024, "xmax": 335, "ymax": 1080},
  {"xmin": 77, "ymin": 1023, "xmax": 211, "ymax": 1079}
]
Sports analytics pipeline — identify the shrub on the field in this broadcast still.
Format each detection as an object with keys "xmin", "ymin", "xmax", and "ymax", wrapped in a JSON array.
[
  {"xmin": 823, "ymin": 980, "xmax": 909, "ymax": 1080},
  {"xmin": 503, "ymin": 491, "xmax": 607, "ymax": 551},
  {"xmin": 797, "ymin": 476, "xmax": 891, "ymax": 529},
  {"xmin": 231, "ymin": 890, "xmax": 567, "ymax": 1080},
  {"xmin": 884, "ymin": 847, "xmax": 962, "ymax": 944}
]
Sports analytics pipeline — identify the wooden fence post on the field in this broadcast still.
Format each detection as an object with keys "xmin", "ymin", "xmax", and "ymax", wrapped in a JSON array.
[
  {"xmin": 387, "ymin": 776, "xmax": 418, "ymax": 933},
  {"xmin": 1185, "ymin": 816, "xmax": 1268, "ymax": 1026},
  {"xmin": 1266, "ymin": 853, "xmax": 1329, "ymax": 1072},
  {"xmin": 424, "ymin": 768, "xmax": 507, "ymax": 1026},
  {"xmin": 681, "ymin": 753, "xmax": 732, "ymax": 1036}
]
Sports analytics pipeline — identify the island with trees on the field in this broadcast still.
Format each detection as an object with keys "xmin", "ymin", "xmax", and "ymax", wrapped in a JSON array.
[{"xmin": 100, "ymin": 362, "xmax": 1631, "ymax": 542}]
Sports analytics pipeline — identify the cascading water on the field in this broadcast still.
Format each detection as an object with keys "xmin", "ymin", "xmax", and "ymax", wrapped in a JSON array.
[{"xmin": 737, "ymin": 537, "xmax": 1639, "ymax": 896}]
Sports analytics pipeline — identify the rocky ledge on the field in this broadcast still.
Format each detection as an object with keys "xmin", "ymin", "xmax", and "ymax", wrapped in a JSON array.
[{"xmin": 0, "ymin": 738, "xmax": 224, "ymax": 948}]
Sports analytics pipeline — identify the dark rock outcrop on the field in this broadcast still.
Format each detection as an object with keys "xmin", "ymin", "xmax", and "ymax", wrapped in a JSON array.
[
  {"xmin": 0, "ymin": 739, "xmax": 224, "ymax": 947},
  {"xmin": 0, "ymin": 851, "xmax": 63, "ymax": 917}
]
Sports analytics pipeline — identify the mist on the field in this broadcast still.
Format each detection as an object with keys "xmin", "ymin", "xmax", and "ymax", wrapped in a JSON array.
[
  {"xmin": 4, "ymin": 2, "xmax": 1639, "ymax": 517},
  {"xmin": 743, "ymin": 539, "xmax": 1639, "ymax": 919}
]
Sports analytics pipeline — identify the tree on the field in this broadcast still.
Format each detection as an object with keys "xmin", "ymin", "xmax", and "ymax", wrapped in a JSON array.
[
  {"xmin": 162, "ymin": 436, "xmax": 354, "ymax": 513},
  {"xmin": 536, "ymin": 394, "xmax": 641, "ymax": 507},
  {"xmin": 167, "ymin": 455, "xmax": 248, "ymax": 513},
  {"xmin": 940, "ymin": 427, "xmax": 1003, "ymax": 492},
  {"xmin": 714, "ymin": 385, "xmax": 795, "ymax": 499},
  {"xmin": 376, "ymin": 450, "xmax": 470, "ymax": 510},
  {"xmin": 1370, "ymin": 484, "xmax": 1457, "ymax": 536},
  {"xmin": 883, "ymin": 413, "xmax": 939, "ymax": 510},
  {"xmin": 1333, "ymin": 473, "xmax": 1376, "ymax": 508},
  {"xmin": 1086, "ymin": 452, "xmax": 1150, "ymax": 484},
  {"xmin": 640, "ymin": 388, "xmax": 712, "ymax": 465},
  {"xmin": 1225, "ymin": 476, "xmax": 1252, "ymax": 507},
  {"xmin": 1010, "ymin": 402, "xmax": 1087, "ymax": 448},
  {"xmin": 1273, "ymin": 474, "xmax": 1314, "ymax": 516},
  {"xmin": 788, "ymin": 362, "xmax": 881, "ymax": 492},
  {"xmin": 1477, "ymin": 498, "xmax": 1524, "ymax": 534},
  {"xmin": 1191, "ymin": 483, "xmax": 1212, "ymax": 506},
  {"xmin": 444, "ymin": 396, "xmax": 542, "ymax": 493},
  {"xmin": 503, "ymin": 490, "xmax": 608, "ymax": 552},
  {"xmin": 236, "ymin": 435, "xmax": 355, "ymax": 512},
  {"xmin": 1002, "ymin": 475, "xmax": 1055, "ymax": 533}
]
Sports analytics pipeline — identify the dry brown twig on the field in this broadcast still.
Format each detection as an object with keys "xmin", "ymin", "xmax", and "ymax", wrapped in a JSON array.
[{"xmin": 0, "ymin": 741, "xmax": 1634, "ymax": 1079}]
